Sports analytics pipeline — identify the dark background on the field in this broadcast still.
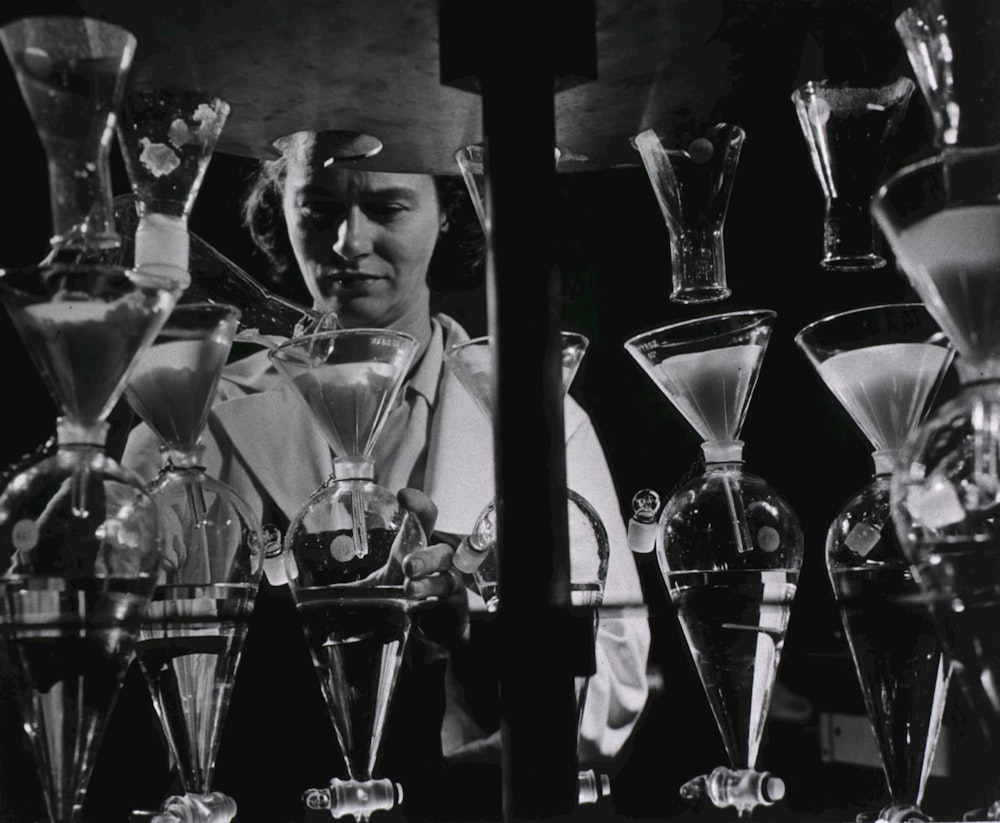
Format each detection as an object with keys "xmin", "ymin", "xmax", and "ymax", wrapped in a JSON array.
[{"xmin": 0, "ymin": 1, "xmax": 995, "ymax": 822}]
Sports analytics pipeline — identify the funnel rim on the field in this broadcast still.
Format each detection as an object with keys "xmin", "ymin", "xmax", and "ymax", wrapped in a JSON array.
[
  {"xmin": 872, "ymin": 143, "xmax": 1000, "ymax": 210},
  {"xmin": 443, "ymin": 330, "xmax": 591, "ymax": 362},
  {"xmin": 623, "ymin": 308, "xmax": 776, "ymax": 353},
  {"xmin": 268, "ymin": 327, "xmax": 418, "ymax": 362},
  {"xmin": 0, "ymin": 261, "xmax": 185, "ymax": 304},
  {"xmin": 168, "ymin": 300, "xmax": 242, "ymax": 320},
  {"xmin": 793, "ymin": 301, "xmax": 948, "ymax": 355},
  {"xmin": 792, "ymin": 76, "xmax": 915, "ymax": 98}
]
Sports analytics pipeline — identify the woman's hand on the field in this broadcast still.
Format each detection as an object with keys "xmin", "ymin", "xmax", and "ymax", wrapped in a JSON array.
[{"xmin": 397, "ymin": 487, "xmax": 470, "ymax": 647}]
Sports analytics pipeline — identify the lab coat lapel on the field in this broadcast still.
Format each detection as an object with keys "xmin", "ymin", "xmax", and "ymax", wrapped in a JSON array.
[{"xmin": 212, "ymin": 388, "xmax": 333, "ymax": 523}]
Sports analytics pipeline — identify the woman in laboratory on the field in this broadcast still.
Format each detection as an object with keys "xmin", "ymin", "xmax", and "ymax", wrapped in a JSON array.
[{"xmin": 121, "ymin": 129, "xmax": 650, "ymax": 820}]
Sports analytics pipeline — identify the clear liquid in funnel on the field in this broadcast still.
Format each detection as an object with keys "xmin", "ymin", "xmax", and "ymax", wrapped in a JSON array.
[
  {"xmin": 136, "ymin": 583, "xmax": 253, "ymax": 794},
  {"xmin": 652, "ymin": 345, "xmax": 763, "ymax": 443},
  {"xmin": 831, "ymin": 566, "xmax": 949, "ymax": 802},
  {"xmin": 894, "ymin": 205, "xmax": 1000, "ymax": 365},
  {"xmin": 290, "ymin": 362, "xmax": 399, "ymax": 460},
  {"xmin": 296, "ymin": 582, "xmax": 415, "ymax": 781},
  {"xmin": 817, "ymin": 343, "xmax": 951, "ymax": 453},
  {"xmin": 126, "ymin": 337, "xmax": 230, "ymax": 449},
  {"xmin": 0, "ymin": 579, "xmax": 147, "ymax": 822},
  {"xmin": 11, "ymin": 295, "xmax": 170, "ymax": 424},
  {"xmin": 666, "ymin": 569, "xmax": 797, "ymax": 769}
]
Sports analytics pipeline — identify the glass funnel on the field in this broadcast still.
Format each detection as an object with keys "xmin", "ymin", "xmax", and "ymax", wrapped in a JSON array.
[
  {"xmin": 0, "ymin": 15, "xmax": 135, "ymax": 251},
  {"xmin": 791, "ymin": 78, "xmax": 915, "ymax": 272},
  {"xmin": 115, "ymin": 86, "xmax": 230, "ymax": 290},
  {"xmin": 624, "ymin": 310, "xmax": 804, "ymax": 819},
  {"xmin": 268, "ymin": 329, "xmax": 426, "ymax": 821},
  {"xmin": 630, "ymin": 124, "xmax": 745, "ymax": 304},
  {"xmin": 443, "ymin": 332, "xmax": 614, "ymax": 806},
  {"xmin": 873, "ymin": 145, "xmax": 1000, "ymax": 819},
  {"xmin": 897, "ymin": 0, "xmax": 1000, "ymax": 150},
  {"xmin": 896, "ymin": 1, "xmax": 959, "ymax": 150},
  {"xmin": 123, "ymin": 303, "xmax": 263, "ymax": 823},
  {"xmin": 795, "ymin": 302, "xmax": 955, "ymax": 823}
]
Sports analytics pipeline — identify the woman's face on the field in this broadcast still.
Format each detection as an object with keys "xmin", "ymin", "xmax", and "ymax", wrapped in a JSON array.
[{"xmin": 282, "ymin": 142, "xmax": 444, "ymax": 331}]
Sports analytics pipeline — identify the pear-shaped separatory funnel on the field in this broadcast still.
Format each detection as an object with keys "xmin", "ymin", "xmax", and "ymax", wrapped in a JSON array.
[
  {"xmin": 268, "ymin": 329, "xmax": 418, "ymax": 478},
  {"xmin": 795, "ymin": 302, "xmax": 955, "ymax": 474},
  {"xmin": 444, "ymin": 331, "xmax": 589, "ymax": 423},
  {"xmin": 125, "ymin": 302, "xmax": 241, "ymax": 454},
  {"xmin": 623, "ymin": 310, "xmax": 774, "ymax": 463}
]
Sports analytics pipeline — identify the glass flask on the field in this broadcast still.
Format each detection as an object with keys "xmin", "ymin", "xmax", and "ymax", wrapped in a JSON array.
[
  {"xmin": 630, "ymin": 124, "xmax": 745, "ymax": 304},
  {"xmin": 123, "ymin": 303, "xmax": 264, "ymax": 823},
  {"xmin": 443, "ymin": 330, "xmax": 613, "ymax": 806},
  {"xmin": 268, "ymin": 329, "xmax": 427, "ymax": 821},
  {"xmin": 624, "ymin": 310, "xmax": 804, "ymax": 819},
  {"xmin": 795, "ymin": 302, "xmax": 956, "ymax": 823},
  {"xmin": 873, "ymin": 145, "xmax": 1000, "ymax": 820},
  {"xmin": 791, "ymin": 78, "xmax": 915, "ymax": 271},
  {"xmin": 0, "ymin": 15, "xmax": 184, "ymax": 823}
]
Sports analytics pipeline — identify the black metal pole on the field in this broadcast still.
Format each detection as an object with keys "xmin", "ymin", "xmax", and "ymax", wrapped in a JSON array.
[{"xmin": 439, "ymin": 4, "xmax": 597, "ymax": 818}]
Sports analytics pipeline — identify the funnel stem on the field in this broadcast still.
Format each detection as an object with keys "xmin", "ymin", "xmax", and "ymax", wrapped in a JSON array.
[
  {"xmin": 719, "ymin": 469, "xmax": 753, "ymax": 554},
  {"xmin": 351, "ymin": 488, "xmax": 369, "ymax": 559},
  {"xmin": 182, "ymin": 478, "xmax": 214, "ymax": 580},
  {"xmin": 71, "ymin": 460, "xmax": 92, "ymax": 519}
]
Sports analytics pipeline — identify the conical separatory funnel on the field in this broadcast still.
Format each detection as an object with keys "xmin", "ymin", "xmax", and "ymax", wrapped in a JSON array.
[
  {"xmin": 624, "ymin": 310, "xmax": 804, "ymax": 819},
  {"xmin": 268, "ymin": 329, "xmax": 426, "ymax": 821},
  {"xmin": 443, "ymin": 331, "xmax": 613, "ymax": 807},
  {"xmin": 873, "ymin": 145, "xmax": 1000, "ymax": 820},
  {"xmin": 796, "ymin": 302, "xmax": 955, "ymax": 823},
  {"xmin": 123, "ymin": 303, "xmax": 264, "ymax": 823},
  {"xmin": 0, "ymin": 15, "xmax": 183, "ymax": 823}
]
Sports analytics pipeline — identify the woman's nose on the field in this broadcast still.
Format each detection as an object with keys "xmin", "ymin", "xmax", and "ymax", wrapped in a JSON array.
[{"xmin": 332, "ymin": 208, "xmax": 372, "ymax": 261}]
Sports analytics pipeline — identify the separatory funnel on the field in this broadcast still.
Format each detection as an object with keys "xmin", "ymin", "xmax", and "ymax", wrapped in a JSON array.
[
  {"xmin": 791, "ymin": 78, "xmax": 915, "ymax": 271},
  {"xmin": 796, "ymin": 302, "xmax": 955, "ymax": 823},
  {"xmin": 122, "ymin": 303, "xmax": 264, "ymax": 823},
  {"xmin": 630, "ymin": 124, "xmax": 745, "ymax": 304},
  {"xmin": 442, "ymin": 331, "xmax": 613, "ymax": 807},
  {"xmin": 0, "ymin": 15, "xmax": 183, "ymax": 823},
  {"xmin": 268, "ymin": 329, "xmax": 426, "ymax": 821},
  {"xmin": 872, "ymin": 145, "xmax": 1000, "ymax": 819},
  {"xmin": 624, "ymin": 310, "xmax": 804, "ymax": 819}
]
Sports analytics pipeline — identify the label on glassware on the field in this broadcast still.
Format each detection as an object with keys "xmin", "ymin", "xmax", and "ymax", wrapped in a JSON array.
[
  {"xmin": 11, "ymin": 519, "xmax": 38, "ymax": 553},
  {"xmin": 905, "ymin": 483, "xmax": 965, "ymax": 529},
  {"xmin": 845, "ymin": 522, "xmax": 881, "ymax": 557}
]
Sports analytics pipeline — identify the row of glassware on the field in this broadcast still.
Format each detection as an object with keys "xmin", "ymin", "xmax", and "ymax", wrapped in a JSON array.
[{"xmin": 1, "ymin": 3, "xmax": 999, "ymax": 823}]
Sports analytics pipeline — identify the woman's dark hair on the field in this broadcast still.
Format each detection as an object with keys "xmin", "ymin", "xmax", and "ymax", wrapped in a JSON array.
[{"xmin": 241, "ymin": 142, "xmax": 485, "ymax": 293}]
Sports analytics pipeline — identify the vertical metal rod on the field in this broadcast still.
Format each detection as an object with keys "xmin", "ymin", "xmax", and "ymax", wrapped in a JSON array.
[{"xmin": 479, "ymin": 22, "xmax": 578, "ymax": 823}]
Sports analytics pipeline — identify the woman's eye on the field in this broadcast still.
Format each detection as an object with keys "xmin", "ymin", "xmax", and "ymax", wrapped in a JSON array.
[
  {"xmin": 365, "ymin": 203, "xmax": 406, "ymax": 220},
  {"xmin": 298, "ymin": 203, "xmax": 343, "ymax": 226}
]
